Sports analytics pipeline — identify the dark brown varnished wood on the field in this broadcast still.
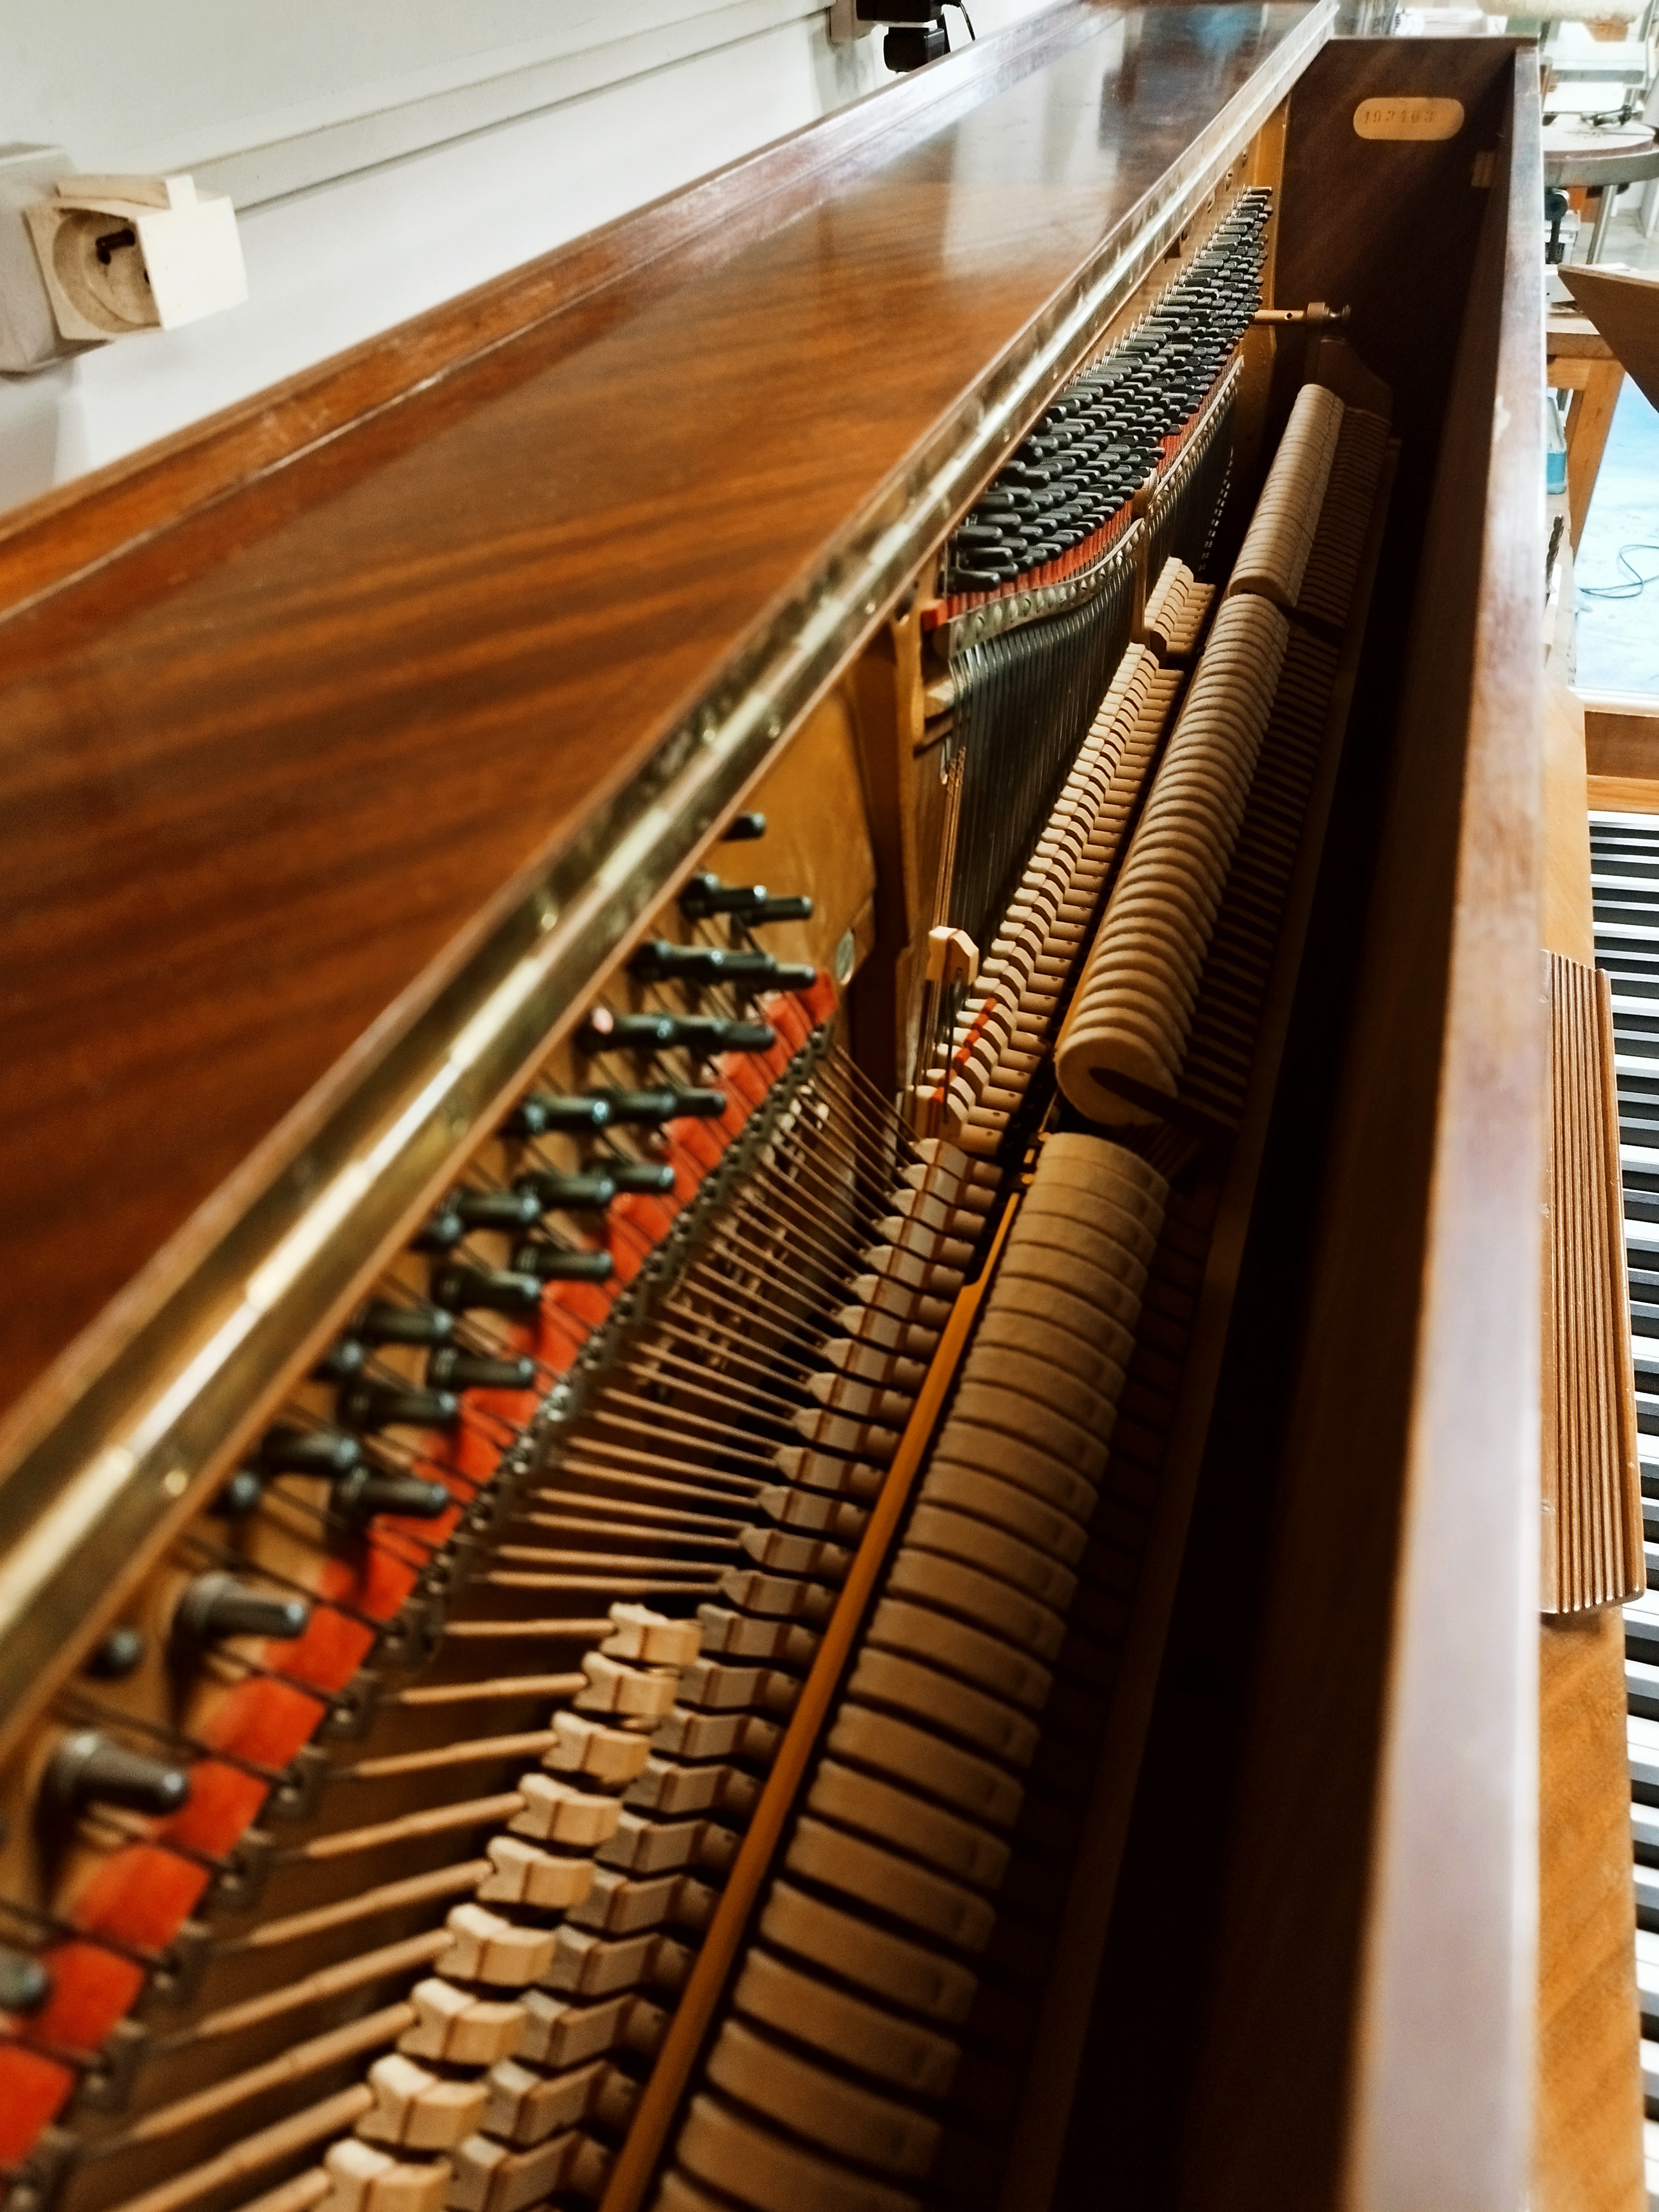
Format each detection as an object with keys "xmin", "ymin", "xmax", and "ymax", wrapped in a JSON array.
[
  {"xmin": 0, "ymin": 3, "xmax": 1321, "ymax": 1426},
  {"xmin": 1584, "ymin": 690, "xmax": 1659, "ymax": 779},
  {"xmin": 1170, "ymin": 39, "xmax": 1546, "ymax": 2212}
]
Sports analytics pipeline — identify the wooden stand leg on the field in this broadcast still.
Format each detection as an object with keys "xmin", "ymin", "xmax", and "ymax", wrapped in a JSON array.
[{"xmin": 1566, "ymin": 362, "xmax": 1624, "ymax": 556}]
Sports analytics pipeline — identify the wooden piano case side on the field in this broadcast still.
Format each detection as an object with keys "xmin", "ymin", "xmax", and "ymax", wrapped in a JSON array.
[{"xmin": 1165, "ymin": 41, "xmax": 1545, "ymax": 2212}]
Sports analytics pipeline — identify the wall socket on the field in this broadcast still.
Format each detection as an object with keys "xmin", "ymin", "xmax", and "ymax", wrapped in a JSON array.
[{"xmin": 0, "ymin": 148, "xmax": 248, "ymax": 372}]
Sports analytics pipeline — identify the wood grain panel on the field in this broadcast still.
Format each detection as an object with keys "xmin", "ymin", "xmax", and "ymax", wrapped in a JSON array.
[
  {"xmin": 1175, "ymin": 40, "xmax": 1545, "ymax": 2211},
  {"xmin": 1584, "ymin": 692, "xmax": 1659, "ymax": 781},
  {"xmin": 1588, "ymin": 775, "xmax": 1659, "ymax": 814},
  {"xmin": 1536, "ymin": 1613, "xmax": 1646, "ymax": 2212},
  {"xmin": 0, "ymin": 4, "xmax": 1322, "ymax": 1421},
  {"xmin": 729, "ymin": 686, "xmax": 878, "ymax": 980}
]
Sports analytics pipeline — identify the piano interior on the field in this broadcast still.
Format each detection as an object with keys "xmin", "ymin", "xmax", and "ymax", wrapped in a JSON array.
[{"xmin": 0, "ymin": 7, "xmax": 1635, "ymax": 2209}]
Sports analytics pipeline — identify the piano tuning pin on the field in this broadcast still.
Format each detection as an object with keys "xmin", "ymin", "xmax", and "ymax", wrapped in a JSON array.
[
  {"xmin": 503, "ymin": 1092, "xmax": 613, "ymax": 1138},
  {"xmin": 314, "ymin": 1338, "xmax": 368, "ymax": 1381},
  {"xmin": 593, "ymin": 1087, "xmax": 727, "ymax": 1126},
  {"xmin": 420, "ymin": 1185, "xmax": 545, "ymax": 1249},
  {"xmin": 357, "ymin": 1301, "xmax": 453, "ymax": 1348},
  {"xmin": 259, "ymin": 1427, "xmax": 362, "ymax": 1478},
  {"xmin": 679, "ymin": 871, "xmax": 762, "ymax": 918},
  {"xmin": 606, "ymin": 1160, "xmax": 678, "ymax": 1196},
  {"xmin": 679, "ymin": 873, "xmax": 810, "ymax": 924},
  {"xmin": 426, "ymin": 1346, "xmax": 536, "ymax": 1392},
  {"xmin": 452, "ymin": 1189, "xmax": 543, "ymax": 1233},
  {"xmin": 84, "ymin": 1626, "xmax": 145, "ymax": 1679},
  {"xmin": 174, "ymin": 1571, "xmax": 310, "ymax": 1645},
  {"xmin": 337, "ymin": 1381, "xmax": 461, "ymax": 1432},
  {"xmin": 516, "ymin": 1167, "xmax": 617, "ymax": 1211},
  {"xmin": 45, "ymin": 1730, "xmax": 191, "ymax": 1820},
  {"xmin": 412, "ymin": 1204, "xmax": 466, "ymax": 1254},
  {"xmin": 579, "ymin": 1004, "xmax": 654, "ymax": 1050},
  {"xmin": 628, "ymin": 942, "xmax": 812, "ymax": 991},
  {"xmin": 331, "ymin": 1468, "xmax": 451, "ymax": 1524},
  {"xmin": 208, "ymin": 1467, "xmax": 264, "ymax": 1517},
  {"xmin": 681, "ymin": 1014, "xmax": 777, "ymax": 1051},
  {"xmin": 577, "ymin": 1011, "xmax": 776, "ymax": 1055},
  {"xmin": 757, "ymin": 951, "xmax": 823, "ymax": 987},
  {"xmin": 628, "ymin": 941, "xmax": 733, "ymax": 986},
  {"xmin": 721, "ymin": 811, "xmax": 766, "ymax": 841},
  {"xmin": 511, "ymin": 1242, "xmax": 615, "ymax": 1284},
  {"xmin": 0, "ymin": 1946, "xmax": 50, "ymax": 2014},
  {"xmin": 431, "ymin": 1262, "xmax": 545, "ymax": 1318}
]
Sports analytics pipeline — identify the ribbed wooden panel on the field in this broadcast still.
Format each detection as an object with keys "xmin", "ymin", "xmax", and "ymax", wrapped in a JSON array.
[{"xmin": 1542, "ymin": 951, "xmax": 1643, "ymax": 1613}]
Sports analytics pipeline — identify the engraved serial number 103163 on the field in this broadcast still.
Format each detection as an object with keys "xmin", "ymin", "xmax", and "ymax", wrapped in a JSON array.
[{"xmin": 1352, "ymin": 95, "xmax": 1466, "ymax": 140}]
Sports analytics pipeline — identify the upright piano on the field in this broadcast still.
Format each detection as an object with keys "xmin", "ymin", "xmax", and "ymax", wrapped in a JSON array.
[{"xmin": 0, "ymin": 8, "xmax": 1625, "ymax": 2209}]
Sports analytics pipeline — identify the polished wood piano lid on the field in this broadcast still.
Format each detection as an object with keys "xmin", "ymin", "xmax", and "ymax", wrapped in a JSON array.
[{"xmin": 0, "ymin": 3, "xmax": 1325, "ymax": 1442}]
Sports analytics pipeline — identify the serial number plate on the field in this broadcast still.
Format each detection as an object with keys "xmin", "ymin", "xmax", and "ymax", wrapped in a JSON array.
[{"xmin": 1353, "ymin": 96, "xmax": 1466, "ymax": 141}]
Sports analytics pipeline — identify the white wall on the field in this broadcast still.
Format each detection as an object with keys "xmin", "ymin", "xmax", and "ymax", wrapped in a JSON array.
[{"xmin": 0, "ymin": 0, "xmax": 1050, "ymax": 515}]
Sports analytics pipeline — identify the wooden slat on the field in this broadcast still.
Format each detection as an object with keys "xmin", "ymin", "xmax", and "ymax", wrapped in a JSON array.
[
  {"xmin": 1588, "ymin": 775, "xmax": 1659, "ymax": 814},
  {"xmin": 1541, "ymin": 953, "xmax": 1642, "ymax": 1615}
]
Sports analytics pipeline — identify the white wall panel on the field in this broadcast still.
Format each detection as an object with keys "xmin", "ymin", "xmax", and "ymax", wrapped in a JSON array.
[{"xmin": 0, "ymin": 0, "xmax": 1053, "ymax": 511}]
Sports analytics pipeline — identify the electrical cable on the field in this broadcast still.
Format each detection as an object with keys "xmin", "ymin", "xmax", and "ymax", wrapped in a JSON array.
[{"xmin": 1582, "ymin": 541, "xmax": 1659, "ymax": 600}]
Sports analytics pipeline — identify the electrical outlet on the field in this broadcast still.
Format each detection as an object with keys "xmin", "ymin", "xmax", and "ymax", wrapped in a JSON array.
[{"xmin": 25, "ymin": 174, "xmax": 247, "ymax": 343}]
